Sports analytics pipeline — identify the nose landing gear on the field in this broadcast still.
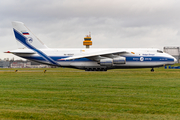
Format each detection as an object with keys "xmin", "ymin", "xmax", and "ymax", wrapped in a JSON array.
[{"xmin": 151, "ymin": 68, "xmax": 154, "ymax": 72}]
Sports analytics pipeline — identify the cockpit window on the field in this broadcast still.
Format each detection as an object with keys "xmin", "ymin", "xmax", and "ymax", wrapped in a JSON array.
[{"xmin": 157, "ymin": 50, "xmax": 163, "ymax": 53}]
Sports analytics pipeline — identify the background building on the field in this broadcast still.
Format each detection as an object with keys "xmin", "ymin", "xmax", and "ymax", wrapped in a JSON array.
[
  {"xmin": 0, "ymin": 59, "xmax": 52, "ymax": 68},
  {"xmin": 164, "ymin": 47, "xmax": 180, "ymax": 63},
  {"xmin": 0, "ymin": 61, "xmax": 10, "ymax": 68}
]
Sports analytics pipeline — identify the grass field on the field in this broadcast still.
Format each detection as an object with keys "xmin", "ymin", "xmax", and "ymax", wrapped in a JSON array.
[{"xmin": 0, "ymin": 65, "xmax": 180, "ymax": 120}]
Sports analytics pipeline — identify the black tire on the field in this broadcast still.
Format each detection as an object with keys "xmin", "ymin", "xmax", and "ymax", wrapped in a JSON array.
[
  {"xmin": 85, "ymin": 68, "xmax": 89, "ymax": 71},
  {"xmin": 97, "ymin": 68, "xmax": 100, "ymax": 71}
]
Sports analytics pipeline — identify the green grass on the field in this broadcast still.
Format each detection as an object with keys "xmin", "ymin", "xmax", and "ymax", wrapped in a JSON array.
[{"xmin": 0, "ymin": 65, "xmax": 180, "ymax": 119}]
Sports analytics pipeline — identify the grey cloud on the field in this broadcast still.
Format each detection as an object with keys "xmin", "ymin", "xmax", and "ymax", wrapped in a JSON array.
[{"xmin": 1, "ymin": 0, "xmax": 180, "ymax": 59}]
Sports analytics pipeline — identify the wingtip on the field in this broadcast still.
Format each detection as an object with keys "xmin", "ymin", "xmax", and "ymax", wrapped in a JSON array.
[{"xmin": 4, "ymin": 51, "xmax": 11, "ymax": 53}]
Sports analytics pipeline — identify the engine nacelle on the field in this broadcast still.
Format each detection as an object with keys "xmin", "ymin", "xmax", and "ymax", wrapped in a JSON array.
[
  {"xmin": 113, "ymin": 57, "xmax": 126, "ymax": 64},
  {"xmin": 100, "ymin": 58, "xmax": 113, "ymax": 66},
  {"xmin": 100, "ymin": 57, "xmax": 126, "ymax": 66}
]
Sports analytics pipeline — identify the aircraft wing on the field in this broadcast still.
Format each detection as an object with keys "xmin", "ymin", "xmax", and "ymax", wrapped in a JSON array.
[{"xmin": 61, "ymin": 50, "xmax": 128, "ymax": 60}]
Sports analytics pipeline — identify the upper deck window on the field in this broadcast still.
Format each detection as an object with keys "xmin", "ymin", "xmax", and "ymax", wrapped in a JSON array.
[{"xmin": 157, "ymin": 50, "xmax": 163, "ymax": 53}]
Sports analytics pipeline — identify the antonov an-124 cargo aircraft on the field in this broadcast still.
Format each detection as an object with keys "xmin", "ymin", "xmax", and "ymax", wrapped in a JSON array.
[{"xmin": 5, "ymin": 21, "xmax": 177, "ymax": 71}]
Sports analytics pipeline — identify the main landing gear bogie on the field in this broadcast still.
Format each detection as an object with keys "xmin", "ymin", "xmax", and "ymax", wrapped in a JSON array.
[
  {"xmin": 85, "ymin": 68, "xmax": 155, "ymax": 72},
  {"xmin": 85, "ymin": 68, "xmax": 107, "ymax": 71}
]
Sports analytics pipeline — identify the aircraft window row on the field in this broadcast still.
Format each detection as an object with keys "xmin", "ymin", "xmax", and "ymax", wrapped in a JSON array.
[{"xmin": 157, "ymin": 50, "xmax": 163, "ymax": 53}]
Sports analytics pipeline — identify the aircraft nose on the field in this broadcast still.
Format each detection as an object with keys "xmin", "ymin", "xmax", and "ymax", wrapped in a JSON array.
[{"xmin": 174, "ymin": 58, "xmax": 177, "ymax": 63}]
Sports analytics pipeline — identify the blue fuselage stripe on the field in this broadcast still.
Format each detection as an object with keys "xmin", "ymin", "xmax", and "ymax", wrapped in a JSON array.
[
  {"xmin": 20, "ymin": 56, "xmax": 174, "ymax": 62},
  {"xmin": 125, "ymin": 56, "xmax": 174, "ymax": 62}
]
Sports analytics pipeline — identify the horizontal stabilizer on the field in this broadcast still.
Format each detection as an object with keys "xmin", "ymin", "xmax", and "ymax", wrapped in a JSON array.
[{"xmin": 4, "ymin": 49, "xmax": 36, "ymax": 54}]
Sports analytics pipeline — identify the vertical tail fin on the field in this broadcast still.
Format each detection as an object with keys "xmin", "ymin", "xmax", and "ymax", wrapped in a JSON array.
[{"xmin": 12, "ymin": 21, "xmax": 48, "ymax": 49}]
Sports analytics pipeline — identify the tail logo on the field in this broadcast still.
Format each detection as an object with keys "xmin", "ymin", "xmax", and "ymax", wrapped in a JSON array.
[{"xmin": 27, "ymin": 37, "xmax": 33, "ymax": 43}]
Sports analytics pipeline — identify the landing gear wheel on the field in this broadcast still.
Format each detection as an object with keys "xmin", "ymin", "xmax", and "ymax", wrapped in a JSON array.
[
  {"xmin": 103, "ymin": 68, "xmax": 107, "ymax": 71},
  {"xmin": 85, "ymin": 68, "xmax": 89, "ymax": 71},
  {"xmin": 90, "ymin": 68, "xmax": 93, "ymax": 71},
  {"xmin": 97, "ymin": 68, "xmax": 100, "ymax": 71},
  {"xmin": 151, "ymin": 68, "xmax": 154, "ymax": 72}
]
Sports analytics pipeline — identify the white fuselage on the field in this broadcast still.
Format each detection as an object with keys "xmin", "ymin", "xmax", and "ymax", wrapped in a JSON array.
[{"xmin": 12, "ymin": 48, "xmax": 176, "ymax": 70}]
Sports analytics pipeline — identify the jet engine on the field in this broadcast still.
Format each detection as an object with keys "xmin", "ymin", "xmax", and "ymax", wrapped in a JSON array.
[
  {"xmin": 100, "ymin": 57, "xmax": 126, "ymax": 66},
  {"xmin": 113, "ymin": 57, "xmax": 126, "ymax": 64},
  {"xmin": 100, "ymin": 58, "xmax": 113, "ymax": 66}
]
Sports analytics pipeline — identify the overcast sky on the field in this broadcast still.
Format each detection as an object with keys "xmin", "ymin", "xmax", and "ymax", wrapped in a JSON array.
[{"xmin": 1, "ymin": 0, "xmax": 180, "ymax": 60}]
